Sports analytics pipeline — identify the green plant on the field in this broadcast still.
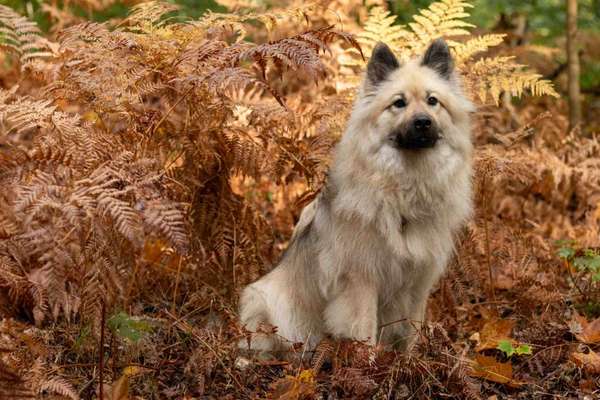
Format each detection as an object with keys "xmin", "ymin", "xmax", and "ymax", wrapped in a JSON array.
[
  {"xmin": 557, "ymin": 240, "xmax": 600, "ymax": 316},
  {"xmin": 496, "ymin": 339, "xmax": 532, "ymax": 358},
  {"xmin": 108, "ymin": 311, "xmax": 154, "ymax": 343},
  {"xmin": 557, "ymin": 240, "xmax": 600, "ymax": 283}
]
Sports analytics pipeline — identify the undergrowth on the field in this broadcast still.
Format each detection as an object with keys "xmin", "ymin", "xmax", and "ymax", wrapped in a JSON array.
[{"xmin": 0, "ymin": 0, "xmax": 598, "ymax": 399}]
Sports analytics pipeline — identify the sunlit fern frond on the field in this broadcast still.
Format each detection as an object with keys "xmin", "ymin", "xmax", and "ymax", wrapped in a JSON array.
[
  {"xmin": 0, "ymin": 5, "xmax": 55, "ymax": 68},
  {"xmin": 466, "ymin": 57, "xmax": 559, "ymax": 104},
  {"xmin": 449, "ymin": 33, "xmax": 506, "ymax": 65},
  {"xmin": 215, "ymin": 0, "xmax": 267, "ymax": 11},
  {"xmin": 344, "ymin": 6, "xmax": 409, "ymax": 66},
  {"xmin": 349, "ymin": 0, "xmax": 558, "ymax": 104},
  {"xmin": 124, "ymin": 0, "xmax": 180, "ymax": 32},
  {"xmin": 406, "ymin": 0, "xmax": 474, "ymax": 53}
]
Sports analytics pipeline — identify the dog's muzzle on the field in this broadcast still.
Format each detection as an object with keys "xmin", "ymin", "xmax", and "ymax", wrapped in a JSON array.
[{"xmin": 394, "ymin": 115, "xmax": 440, "ymax": 150}]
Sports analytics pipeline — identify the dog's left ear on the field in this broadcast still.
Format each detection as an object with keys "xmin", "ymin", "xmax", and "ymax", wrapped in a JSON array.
[
  {"xmin": 366, "ymin": 42, "xmax": 400, "ymax": 87},
  {"xmin": 422, "ymin": 38, "xmax": 453, "ymax": 80}
]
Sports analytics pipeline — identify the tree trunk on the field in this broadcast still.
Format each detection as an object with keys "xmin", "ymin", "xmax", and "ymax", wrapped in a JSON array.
[{"xmin": 567, "ymin": 0, "xmax": 582, "ymax": 130}]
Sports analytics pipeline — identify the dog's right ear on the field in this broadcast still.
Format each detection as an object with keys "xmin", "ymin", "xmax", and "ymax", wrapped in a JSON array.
[{"xmin": 366, "ymin": 42, "xmax": 399, "ymax": 87}]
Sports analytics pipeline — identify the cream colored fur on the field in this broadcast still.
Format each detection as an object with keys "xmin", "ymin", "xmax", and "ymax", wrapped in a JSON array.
[{"xmin": 239, "ymin": 41, "xmax": 474, "ymax": 352}]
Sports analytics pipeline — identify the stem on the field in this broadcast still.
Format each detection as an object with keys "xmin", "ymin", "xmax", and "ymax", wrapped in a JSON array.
[
  {"xmin": 171, "ymin": 257, "xmax": 183, "ymax": 316},
  {"xmin": 565, "ymin": 259, "xmax": 588, "ymax": 301},
  {"xmin": 566, "ymin": 0, "xmax": 582, "ymax": 130},
  {"xmin": 98, "ymin": 299, "xmax": 106, "ymax": 400},
  {"xmin": 482, "ymin": 176, "xmax": 495, "ymax": 301}
]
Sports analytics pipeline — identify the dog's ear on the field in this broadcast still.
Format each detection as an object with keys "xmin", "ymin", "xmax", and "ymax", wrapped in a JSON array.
[
  {"xmin": 422, "ymin": 38, "xmax": 453, "ymax": 80},
  {"xmin": 366, "ymin": 42, "xmax": 400, "ymax": 87}
]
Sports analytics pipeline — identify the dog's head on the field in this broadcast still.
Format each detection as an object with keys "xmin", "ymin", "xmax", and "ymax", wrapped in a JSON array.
[{"xmin": 339, "ymin": 39, "xmax": 473, "ymax": 175}]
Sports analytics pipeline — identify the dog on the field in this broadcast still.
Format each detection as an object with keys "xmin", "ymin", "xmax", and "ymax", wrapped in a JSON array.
[{"xmin": 239, "ymin": 39, "xmax": 474, "ymax": 352}]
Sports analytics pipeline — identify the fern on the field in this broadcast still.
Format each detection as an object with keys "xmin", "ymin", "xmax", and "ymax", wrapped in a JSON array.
[
  {"xmin": 0, "ymin": 5, "xmax": 56, "ymax": 68},
  {"xmin": 349, "ymin": 1, "xmax": 559, "ymax": 104},
  {"xmin": 124, "ymin": 0, "xmax": 180, "ymax": 31},
  {"xmin": 449, "ymin": 33, "xmax": 506, "ymax": 64},
  {"xmin": 196, "ymin": 2, "xmax": 323, "ymax": 41},
  {"xmin": 37, "ymin": 376, "xmax": 79, "ymax": 400},
  {"xmin": 468, "ymin": 57, "xmax": 558, "ymax": 104},
  {"xmin": 407, "ymin": 0, "xmax": 474, "ymax": 52}
]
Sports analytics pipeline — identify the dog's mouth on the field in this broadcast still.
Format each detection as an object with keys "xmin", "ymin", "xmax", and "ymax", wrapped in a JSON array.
[
  {"xmin": 396, "ymin": 132, "xmax": 440, "ymax": 149},
  {"xmin": 390, "ymin": 129, "xmax": 441, "ymax": 150}
]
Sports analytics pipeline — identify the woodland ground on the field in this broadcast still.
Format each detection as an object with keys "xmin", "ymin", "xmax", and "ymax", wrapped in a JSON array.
[{"xmin": 0, "ymin": 0, "xmax": 599, "ymax": 399}]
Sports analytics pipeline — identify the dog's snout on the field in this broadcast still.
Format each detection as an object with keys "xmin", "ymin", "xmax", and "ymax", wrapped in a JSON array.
[
  {"xmin": 413, "ymin": 116, "xmax": 432, "ymax": 131},
  {"xmin": 393, "ymin": 114, "xmax": 439, "ymax": 150}
]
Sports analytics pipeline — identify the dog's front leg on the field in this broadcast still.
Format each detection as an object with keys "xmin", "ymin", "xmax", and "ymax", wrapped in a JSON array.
[
  {"xmin": 323, "ymin": 279, "xmax": 379, "ymax": 345},
  {"xmin": 379, "ymin": 290, "xmax": 428, "ymax": 351}
]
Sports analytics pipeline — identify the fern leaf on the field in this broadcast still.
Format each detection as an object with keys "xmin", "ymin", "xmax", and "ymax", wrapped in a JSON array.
[
  {"xmin": 467, "ymin": 57, "xmax": 559, "ymax": 104},
  {"xmin": 0, "ymin": 5, "xmax": 55, "ymax": 68},
  {"xmin": 143, "ymin": 200, "xmax": 189, "ymax": 254},
  {"xmin": 37, "ymin": 376, "xmax": 79, "ymax": 400},
  {"xmin": 124, "ymin": 0, "xmax": 179, "ymax": 31},
  {"xmin": 450, "ymin": 34, "xmax": 506, "ymax": 64},
  {"xmin": 406, "ymin": 0, "xmax": 475, "ymax": 53},
  {"xmin": 352, "ymin": 1, "xmax": 559, "ymax": 103},
  {"xmin": 97, "ymin": 191, "xmax": 143, "ymax": 246},
  {"xmin": 346, "ymin": 7, "xmax": 409, "ymax": 64}
]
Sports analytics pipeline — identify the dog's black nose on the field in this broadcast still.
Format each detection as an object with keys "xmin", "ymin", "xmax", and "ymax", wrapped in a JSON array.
[
  {"xmin": 413, "ymin": 116, "xmax": 432, "ymax": 131},
  {"xmin": 394, "ymin": 114, "xmax": 439, "ymax": 150}
]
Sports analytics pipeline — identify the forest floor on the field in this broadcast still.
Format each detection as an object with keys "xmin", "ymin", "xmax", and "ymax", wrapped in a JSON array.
[{"xmin": 1, "ymin": 1, "xmax": 599, "ymax": 399}]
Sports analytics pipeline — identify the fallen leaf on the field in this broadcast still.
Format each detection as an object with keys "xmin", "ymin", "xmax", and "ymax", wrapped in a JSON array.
[
  {"xmin": 270, "ymin": 369, "xmax": 316, "ymax": 400},
  {"xmin": 469, "ymin": 355, "xmax": 523, "ymax": 387},
  {"xmin": 570, "ymin": 350, "xmax": 600, "ymax": 374},
  {"xmin": 569, "ymin": 313, "xmax": 600, "ymax": 344},
  {"xmin": 101, "ymin": 375, "xmax": 129, "ymax": 400},
  {"xmin": 476, "ymin": 319, "xmax": 515, "ymax": 352},
  {"xmin": 100, "ymin": 366, "xmax": 151, "ymax": 400}
]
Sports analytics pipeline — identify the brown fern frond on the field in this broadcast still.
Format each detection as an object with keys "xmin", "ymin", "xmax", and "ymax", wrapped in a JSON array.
[
  {"xmin": 97, "ymin": 191, "xmax": 143, "ymax": 246},
  {"xmin": 311, "ymin": 337, "xmax": 335, "ymax": 373},
  {"xmin": 143, "ymin": 200, "xmax": 189, "ymax": 254},
  {"xmin": 37, "ymin": 376, "xmax": 79, "ymax": 400}
]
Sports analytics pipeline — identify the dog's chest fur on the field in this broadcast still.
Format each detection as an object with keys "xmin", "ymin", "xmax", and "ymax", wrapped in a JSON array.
[{"xmin": 312, "ymin": 149, "xmax": 471, "ymax": 302}]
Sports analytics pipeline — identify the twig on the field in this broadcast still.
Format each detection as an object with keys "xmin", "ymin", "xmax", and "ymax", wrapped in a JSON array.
[
  {"xmin": 171, "ymin": 256, "xmax": 184, "ymax": 316},
  {"xmin": 98, "ymin": 299, "xmax": 106, "ymax": 400},
  {"xmin": 564, "ymin": 259, "xmax": 588, "ymax": 301},
  {"xmin": 482, "ymin": 175, "xmax": 495, "ymax": 301}
]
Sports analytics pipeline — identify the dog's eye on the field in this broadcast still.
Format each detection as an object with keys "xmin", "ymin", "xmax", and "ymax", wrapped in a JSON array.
[
  {"xmin": 427, "ymin": 96, "xmax": 438, "ymax": 106},
  {"xmin": 393, "ymin": 98, "xmax": 406, "ymax": 108}
]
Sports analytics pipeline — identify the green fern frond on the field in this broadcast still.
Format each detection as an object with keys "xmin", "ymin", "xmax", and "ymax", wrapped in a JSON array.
[{"xmin": 0, "ymin": 5, "xmax": 55, "ymax": 68}]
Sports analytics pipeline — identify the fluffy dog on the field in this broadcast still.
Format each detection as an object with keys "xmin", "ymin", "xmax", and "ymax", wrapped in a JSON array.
[{"xmin": 239, "ymin": 39, "xmax": 474, "ymax": 352}]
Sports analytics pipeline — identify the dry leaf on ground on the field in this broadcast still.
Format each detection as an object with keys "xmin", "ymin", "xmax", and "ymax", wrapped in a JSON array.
[
  {"xmin": 270, "ymin": 369, "xmax": 317, "ymax": 400},
  {"xmin": 570, "ymin": 350, "xmax": 600, "ymax": 374},
  {"xmin": 476, "ymin": 319, "xmax": 515, "ymax": 351},
  {"xmin": 469, "ymin": 355, "xmax": 523, "ymax": 388},
  {"xmin": 569, "ymin": 313, "xmax": 600, "ymax": 344}
]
